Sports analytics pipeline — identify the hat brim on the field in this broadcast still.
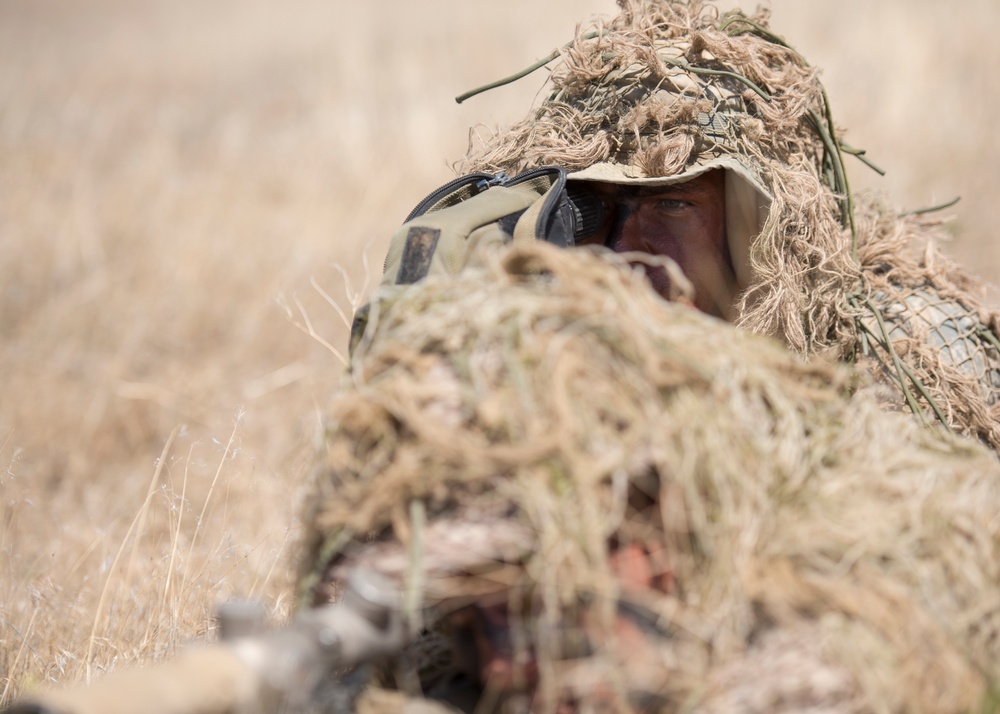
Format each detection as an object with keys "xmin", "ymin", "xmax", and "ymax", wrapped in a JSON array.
[{"xmin": 567, "ymin": 157, "xmax": 771, "ymax": 296}]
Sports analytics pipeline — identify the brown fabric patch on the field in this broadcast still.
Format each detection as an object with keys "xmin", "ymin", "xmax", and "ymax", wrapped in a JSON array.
[{"xmin": 396, "ymin": 226, "xmax": 441, "ymax": 285}]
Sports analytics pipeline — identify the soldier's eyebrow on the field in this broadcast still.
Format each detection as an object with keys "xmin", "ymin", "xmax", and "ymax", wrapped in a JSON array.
[{"xmin": 634, "ymin": 181, "xmax": 707, "ymax": 199}]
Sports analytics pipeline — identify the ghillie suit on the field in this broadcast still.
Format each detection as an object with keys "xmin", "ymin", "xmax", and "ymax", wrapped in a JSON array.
[
  {"xmin": 456, "ymin": 0, "xmax": 1000, "ymax": 449},
  {"xmin": 300, "ymin": 243, "xmax": 1000, "ymax": 713}
]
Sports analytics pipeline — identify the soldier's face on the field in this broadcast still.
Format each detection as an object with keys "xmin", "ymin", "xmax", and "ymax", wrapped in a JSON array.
[{"xmin": 575, "ymin": 171, "xmax": 736, "ymax": 319}]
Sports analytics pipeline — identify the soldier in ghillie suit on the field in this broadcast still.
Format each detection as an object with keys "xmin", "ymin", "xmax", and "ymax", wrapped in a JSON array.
[
  {"xmin": 252, "ymin": 4, "xmax": 1000, "ymax": 714},
  {"xmin": 300, "ymin": 1, "xmax": 1000, "ymax": 712},
  {"xmin": 367, "ymin": 0, "xmax": 1000, "ymax": 450}
]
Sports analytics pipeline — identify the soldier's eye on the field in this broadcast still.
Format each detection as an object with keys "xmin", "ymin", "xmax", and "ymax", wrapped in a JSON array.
[{"xmin": 656, "ymin": 198, "xmax": 689, "ymax": 212}]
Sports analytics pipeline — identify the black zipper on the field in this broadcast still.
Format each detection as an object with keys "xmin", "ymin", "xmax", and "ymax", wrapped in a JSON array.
[
  {"xmin": 404, "ymin": 172, "xmax": 496, "ymax": 223},
  {"xmin": 403, "ymin": 166, "xmax": 565, "ymax": 223},
  {"xmin": 530, "ymin": 166, "xmax": 568, "ymax": 237}
]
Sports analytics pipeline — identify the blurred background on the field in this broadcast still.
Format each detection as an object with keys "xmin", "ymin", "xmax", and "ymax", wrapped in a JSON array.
[{"xmin": 2, "ymin": 0, "xmax": 998, "ymax": 701}]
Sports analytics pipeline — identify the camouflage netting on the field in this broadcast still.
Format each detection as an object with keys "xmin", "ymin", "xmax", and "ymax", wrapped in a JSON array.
[
  {"xmin": 299, "ymin": 242, "xmax": 1000, "ymax": 713},
  {"xmin": 459, "ymin": 0, "xmax": 1000, "ymax": 449}
]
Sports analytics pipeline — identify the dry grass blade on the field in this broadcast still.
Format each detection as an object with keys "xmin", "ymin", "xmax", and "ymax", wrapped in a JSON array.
[{"xmin": 84, "ymin": 426, "xmax": 179, "ymax": 682}]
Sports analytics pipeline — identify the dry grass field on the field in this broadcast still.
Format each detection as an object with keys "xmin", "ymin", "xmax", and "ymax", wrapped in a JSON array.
[{"xmin": 2, "ymin": 0, "xmax": 998, "ymax": 704}]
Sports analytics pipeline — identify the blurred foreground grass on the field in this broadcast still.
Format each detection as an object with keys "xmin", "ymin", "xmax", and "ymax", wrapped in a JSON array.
[{"xmin": 1, "ymin": 0, "xmax": 998, "ymax": 702}]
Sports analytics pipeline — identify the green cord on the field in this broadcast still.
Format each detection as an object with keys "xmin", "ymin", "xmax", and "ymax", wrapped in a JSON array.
[
  {"xmin": 807, "ymin": 109, "xmax": 858, "ymax": 259},
  {"xmin": 900, "ymin": 197, "xmax": 961, "ymax": 217},
  {"xmin": 456, "ymin": 31, "xmax": 603, "ymax": 104},
  {"xmin": 840, "ymin": 143, "xmax": 886, "ymax": 176},
  {"xmin": 977, "ymin": 324, "xmax": 1000, "ymax": 353}
]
